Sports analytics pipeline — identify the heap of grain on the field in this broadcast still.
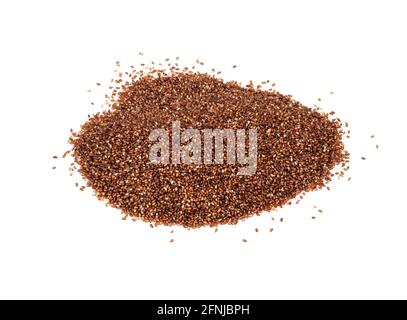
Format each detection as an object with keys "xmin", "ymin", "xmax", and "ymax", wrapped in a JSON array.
[{"xmin": 69, "ymin": 62, "xmax": 348, "ymax": 228}]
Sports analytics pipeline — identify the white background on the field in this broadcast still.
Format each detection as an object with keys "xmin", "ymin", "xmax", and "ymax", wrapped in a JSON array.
[{"xmin": 0, "ymin": 0, "xmax": 406, "ymax": 300}]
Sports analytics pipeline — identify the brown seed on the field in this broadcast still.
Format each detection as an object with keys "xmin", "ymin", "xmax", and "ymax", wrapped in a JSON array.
[
  {"xmin": 242, "ymin": 239, "xmax": 247, "ymax": 243},
  {"xmin": 255, "ymin": 228, "xmax": 259, "ymax": 233},
  {"xmin": 52, "ymin": 156, "xmax": 58, "ymax": 159},
  {"xmin": 170, "ymin": 239, "xmax": 174, "ymax": 243},
  {"xmin": 361, "ymin": 157, "xmax": 366, "ymax": 160},
  {"xmin": 67, "ymin": 58, "xmax": 349, "ymax": 228},
  {"xmin": 269, "ymin": 228, "xmax": 274, "ymax": 233},
  {"xmin": 52, "ymin": 166, "xmax": 56, "ymax": 170}
]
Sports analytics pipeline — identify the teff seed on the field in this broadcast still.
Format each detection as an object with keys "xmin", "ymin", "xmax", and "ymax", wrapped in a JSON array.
[{"xmin": 67, "ymin": 58, "xmax": 349, "ymax": 228}]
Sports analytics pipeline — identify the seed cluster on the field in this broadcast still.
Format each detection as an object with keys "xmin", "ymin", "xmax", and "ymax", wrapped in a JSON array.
[{"xmin": 69, "ymin": 59, "xmax": 349, "ymax": 228}]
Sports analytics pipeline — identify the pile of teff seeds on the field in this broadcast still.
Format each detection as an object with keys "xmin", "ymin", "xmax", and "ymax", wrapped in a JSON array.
[{"xmin": 69, "ymin": 58, "xmax": 349, "ymax": 228}]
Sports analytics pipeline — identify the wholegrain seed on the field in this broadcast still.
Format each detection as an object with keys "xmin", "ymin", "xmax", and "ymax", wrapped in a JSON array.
[
  {"xmin": 68, "ymin": 59, "xmax": 349, "ymax": 228},
  {"xmin": 62, "ymin": 150, "xmax": 71, "ymax": 159}
]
